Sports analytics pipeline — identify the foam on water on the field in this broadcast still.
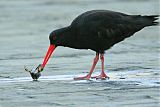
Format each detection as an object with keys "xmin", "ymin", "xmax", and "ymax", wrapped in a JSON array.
[
  {"xmin": 0, "ymin": 75, "xmax": 74, "ymax": 83},
  {"xmin": 0, "ymin": 71, "xmax": 159, "ymax": 86}
]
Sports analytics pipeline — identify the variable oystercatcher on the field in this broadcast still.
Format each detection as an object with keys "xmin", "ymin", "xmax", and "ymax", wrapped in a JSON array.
[{"xmin": 25, "ymin": 10, "xmax": 159, "ymax": 81}]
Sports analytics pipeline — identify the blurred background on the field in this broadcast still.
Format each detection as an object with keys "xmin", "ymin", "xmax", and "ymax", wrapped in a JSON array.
[
  {"xmin": 0, "ymin": 0, "xmax": 159, "ymax": 107},
  {"xmin": 0, "ymin": 0, "xmax": 159, "ymax": 76}
]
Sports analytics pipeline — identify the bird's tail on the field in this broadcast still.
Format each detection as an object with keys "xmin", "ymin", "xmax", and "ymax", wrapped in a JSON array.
[{"xmin": 142, "ymin": 15, "xmax": 159, "ymax": 26}]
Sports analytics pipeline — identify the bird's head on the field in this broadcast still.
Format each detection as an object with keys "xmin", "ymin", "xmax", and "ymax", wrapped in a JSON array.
[
  {"xmin": 49, "ymin": 31, "xmax": 58, "ymax": 46},
  {"xmin": 28, "ymin": 27, "xmax": 72, "ymax": 80},
  {"xmin": 49, "ymin": 28, "xmax": 68, "ymax": 46},
  {"xmin": 40, "ymin": 27, "xmax": 70, "ymax": 69}
]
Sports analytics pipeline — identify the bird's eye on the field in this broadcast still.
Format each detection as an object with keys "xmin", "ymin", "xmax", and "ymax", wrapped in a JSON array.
[{"xmin": 53, "ymin": 35, "xmax": 57, "ymax": 40}]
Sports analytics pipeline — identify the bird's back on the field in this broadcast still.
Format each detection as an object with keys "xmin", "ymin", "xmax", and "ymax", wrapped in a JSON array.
[
  {"xmin": 69, "ymin": 10, "xmax": 159, "ymax": 53},
  {"xmin": 72, "ymin": 10, "xmax": 158, "ymax": 27},
  {"xmin": 71, "ymin": 10, "xmax": 128, "ymax": 26}
]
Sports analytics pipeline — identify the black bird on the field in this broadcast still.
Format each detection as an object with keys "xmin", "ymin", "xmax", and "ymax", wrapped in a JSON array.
[{"xmin": 27, "ymin": 10, "xmax": 159, "ymax": 80}]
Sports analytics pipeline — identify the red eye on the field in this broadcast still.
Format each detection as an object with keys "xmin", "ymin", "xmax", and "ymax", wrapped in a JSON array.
[{"xmin": 53, "ymin": 35, "xmax": 57, "ymax": 40}]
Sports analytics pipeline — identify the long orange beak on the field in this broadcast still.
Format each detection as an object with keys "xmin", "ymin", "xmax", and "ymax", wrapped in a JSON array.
[{"xmin": 42, "ymin": 44, "xmax": 56, "ymax": 68}]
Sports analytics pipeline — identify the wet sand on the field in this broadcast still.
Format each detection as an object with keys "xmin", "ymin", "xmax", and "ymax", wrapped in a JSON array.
[{"xmin": 0, "ymin": 0, "xmax": 159, "ymax": 107}]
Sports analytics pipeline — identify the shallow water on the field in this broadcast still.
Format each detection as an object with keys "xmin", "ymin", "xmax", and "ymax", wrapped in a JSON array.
[{"xmin": 0, "ymin": 0, "xmax": 159, "ymax": 107}]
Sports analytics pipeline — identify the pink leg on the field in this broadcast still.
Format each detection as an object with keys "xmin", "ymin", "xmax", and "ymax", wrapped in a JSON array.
[
  {"xmin": 74, "ymin": 53, "xmax": 99, "ymax": 80},
  {"xmin": 92, "ymin": 54, "xmax": 109, "ymax": 80}
]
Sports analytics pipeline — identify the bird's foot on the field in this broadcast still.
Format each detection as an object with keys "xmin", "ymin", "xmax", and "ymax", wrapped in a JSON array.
[
  {"xmin": 74, "ymin": 74, "xmax": 91, "ymax": 80},
  {"xmin": 91, "ymin": 73, "xmax": 109, "ymax": 80}
]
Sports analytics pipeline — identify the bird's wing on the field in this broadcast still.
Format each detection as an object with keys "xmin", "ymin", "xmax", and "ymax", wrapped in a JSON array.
[
  {"xmin": 91, "ymin": 18, "xmax": 142, "ymax": 40},
  {"xmin": 72, "ymin": 10, "xmax": 144, "ymax": 42}
]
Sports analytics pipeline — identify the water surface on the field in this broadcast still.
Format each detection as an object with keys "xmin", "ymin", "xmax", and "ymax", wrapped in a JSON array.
[{"xmin": 0, "ymin": 0, "xmax": 159, "ymax": 107}]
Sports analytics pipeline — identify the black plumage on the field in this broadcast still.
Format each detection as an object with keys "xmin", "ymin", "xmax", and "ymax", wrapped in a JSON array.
[
  {"xmin": 50, "ymin": 10, "xmax": 159, "ymax": 53},
  {"xmin": 29, "ymin": 10, "xmax": 159, "ymax": 80}
]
